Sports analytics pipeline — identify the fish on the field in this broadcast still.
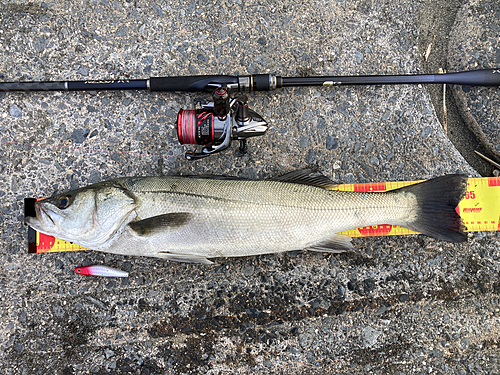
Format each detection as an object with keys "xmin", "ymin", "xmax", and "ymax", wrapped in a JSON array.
[
  {"xmin": 25, "ymin": 169, "xmax": 467, "ymax": 265},
  {"xmin": 74, "ymin": 265, "xmax": 129, "ymax": 277}
]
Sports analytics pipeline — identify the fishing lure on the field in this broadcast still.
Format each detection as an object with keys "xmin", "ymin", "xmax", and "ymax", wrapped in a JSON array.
[{"xmin": 74, "ymin": 265, "xmax": 129, "ymax": 278}]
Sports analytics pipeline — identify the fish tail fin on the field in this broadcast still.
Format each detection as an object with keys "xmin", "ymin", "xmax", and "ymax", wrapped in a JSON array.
[{"xmin": 397, "ymin": 174, "xmax": 468, "ymax": 242}]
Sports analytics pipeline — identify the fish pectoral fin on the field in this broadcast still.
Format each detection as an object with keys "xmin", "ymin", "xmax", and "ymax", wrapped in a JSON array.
[
  {"xmin": 127, "ymin": 212, "xmax": 193, "ymax": 237},
  {"xmin": 157, "ymin": 252, "xmax": 214, "ymax": 265},
  {"xmin": 271, "ymin": 169, "xmax": 337, "ymax": 189},
  {"xmin": 306, "ymin": 234, "xmax": 353, "ymax": 253}
]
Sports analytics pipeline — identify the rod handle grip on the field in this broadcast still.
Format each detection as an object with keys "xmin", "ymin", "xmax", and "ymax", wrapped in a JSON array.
[
  {"xmin": 435, "ymin": 69, "xmax": 500, "ymax": 86},
  {"xmin": 150, "ymin": 75, "xmax": 238, "ymax": 92}
]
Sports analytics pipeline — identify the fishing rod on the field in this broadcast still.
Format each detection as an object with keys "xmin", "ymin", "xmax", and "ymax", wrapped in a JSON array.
[{"xmin": 2, "ymin": 68, "xmax": 499, "ymax": 159}]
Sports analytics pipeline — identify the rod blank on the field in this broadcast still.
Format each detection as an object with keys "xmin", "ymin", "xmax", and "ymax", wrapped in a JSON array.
[
  {"xmin": 0, "ymin": 69, "xmax": 498, "ymax": 93},
  {"xmin": 0, "ymin": 79, "xmax": 148, "ymax": 92},
  {"xmin": 281, "ymin": 69, "xmax": 500, "ymax": 87}
]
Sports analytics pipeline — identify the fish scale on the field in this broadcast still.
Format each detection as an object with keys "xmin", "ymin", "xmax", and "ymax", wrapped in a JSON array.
[{"xmin": 97, "ymin": 177, "xmax": 414, "ymax": 258}]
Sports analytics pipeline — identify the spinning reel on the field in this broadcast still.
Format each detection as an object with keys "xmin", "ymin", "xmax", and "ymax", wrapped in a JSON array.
[{"xmin": 176, "ymin": 86, "xmax": 268, "ymax": 160}]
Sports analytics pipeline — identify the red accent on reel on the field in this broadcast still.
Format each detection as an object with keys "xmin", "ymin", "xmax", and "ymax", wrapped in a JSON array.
[{"xmin": 215, "ymin": 86, "xmax": 227, "ymax": 95}]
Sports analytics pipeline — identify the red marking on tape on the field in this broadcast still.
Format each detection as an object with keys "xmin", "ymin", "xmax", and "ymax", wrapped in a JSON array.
[
  {"xmin": 358, "ymin": 224, "xmax": 393, "ymax": 236},
  {"xmin": 39, "ymin": 233, "xmax": 55, "ymax": 250},
  {"xmin": 354, "ymin": 182, "xmax": 387, "ymax": 192},
  {"xmin": 488, "ymin": 177, "xmax": 500, "ymax": 187},
  {"xmin": 463, "ymin": 208, "xmax": 483, "ymax": 213}
]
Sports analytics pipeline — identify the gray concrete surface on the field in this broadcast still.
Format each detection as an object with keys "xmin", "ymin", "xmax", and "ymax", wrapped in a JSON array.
[
  {"xmin": 448, "ymin": 0, "xmax": 500, "ymax": 164},
  {"xmin": 0, "ymin": 0, "xmax": 499, "ymax": 374},
  {"xmin": 417, "ymin": 0, "xmax": 497, "ymax": 177}
]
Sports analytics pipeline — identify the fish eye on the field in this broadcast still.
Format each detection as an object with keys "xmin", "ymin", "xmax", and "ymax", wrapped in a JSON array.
[{"xmin": 58, "ymin": 196, "xmax": 71, "ymax": 209}]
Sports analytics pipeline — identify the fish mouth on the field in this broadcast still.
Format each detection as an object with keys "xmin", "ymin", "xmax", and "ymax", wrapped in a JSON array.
[
  {"xmin": 38, "ymin": 203, "xmax": 57, "ymax": 226},
  {"xmin": 25, "ymin": 202, "xmax": 56, "ymax": 231},
  {"xmin": 24, "ymin": 215, "xmax": 40, "ymax": 229}
]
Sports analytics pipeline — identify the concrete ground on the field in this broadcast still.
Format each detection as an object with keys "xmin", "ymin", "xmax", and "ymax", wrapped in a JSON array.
[{"xmin": 0, "ymin": 0, "xmax": 499, "ymax": 374}]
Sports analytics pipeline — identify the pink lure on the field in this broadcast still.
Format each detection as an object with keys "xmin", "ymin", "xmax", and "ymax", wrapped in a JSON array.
[{"xmin": 74, "ymin": 265, "xmax": 129, "ymax": 278}]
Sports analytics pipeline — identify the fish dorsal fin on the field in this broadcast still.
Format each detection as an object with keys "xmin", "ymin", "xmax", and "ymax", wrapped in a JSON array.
[
  {"xmin": 271, "ymin": 169, "xmax": 337, "ymax": 189},
  {"xmin": 128, "ymin": 213, "xmax": 193, "ymax": 236}
]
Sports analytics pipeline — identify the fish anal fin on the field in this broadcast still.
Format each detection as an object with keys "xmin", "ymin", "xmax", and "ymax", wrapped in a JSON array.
[
  {"xmin": 128, "ymin": 212, "xmax": 193, "ymax": 237},
  {"xmin": 272, "ymin": 169, "xmax": 337, "ymax": 189},
  {"xmin": 157, "ymin": 252, "xmax": 214, "ymax": 265},
  {"xmin": 306, "ymin": 234, "xmax": 353, "ymax": 253}
]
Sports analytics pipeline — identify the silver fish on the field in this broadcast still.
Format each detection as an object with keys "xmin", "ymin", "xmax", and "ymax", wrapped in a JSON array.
[{"xmin": 25, "ymin": 170, "xmax": 467, "ymax": 264}]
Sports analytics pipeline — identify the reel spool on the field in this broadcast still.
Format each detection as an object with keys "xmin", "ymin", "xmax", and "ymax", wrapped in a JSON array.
[{"xmin": 176, "ymin": 89, "xmax": 268, "ymax": 159}]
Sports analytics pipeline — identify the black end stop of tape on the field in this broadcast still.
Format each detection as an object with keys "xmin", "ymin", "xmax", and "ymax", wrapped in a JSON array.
[
  {"xmin": 28, "ymin": 227, "xmax": 37, "ymax": 253},
  {"xmin": 24, "ymin": 198, "xmax": 36, "ymax": 218},
  {"xmin": 24, "ymin": 198, "xmax": 38, "ymax": 253}
]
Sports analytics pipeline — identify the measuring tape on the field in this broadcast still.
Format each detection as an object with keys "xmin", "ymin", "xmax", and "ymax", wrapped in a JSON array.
[
  {"xmin": 27, "ymin": 177, "xmax": 500, "ymax": 253},
  {"xmin": 333, "ymin": 176, "xmax": 500, "ymax": 238}
]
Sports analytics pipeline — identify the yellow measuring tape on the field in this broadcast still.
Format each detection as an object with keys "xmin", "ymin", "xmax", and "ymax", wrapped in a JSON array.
[
  {"xmin": 334, "ymin": 176, "xmax": 500, "ymax": 237},
  {"xmin": 28, "ymin": 177, "xmax": 500, "ymax": 253}
]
